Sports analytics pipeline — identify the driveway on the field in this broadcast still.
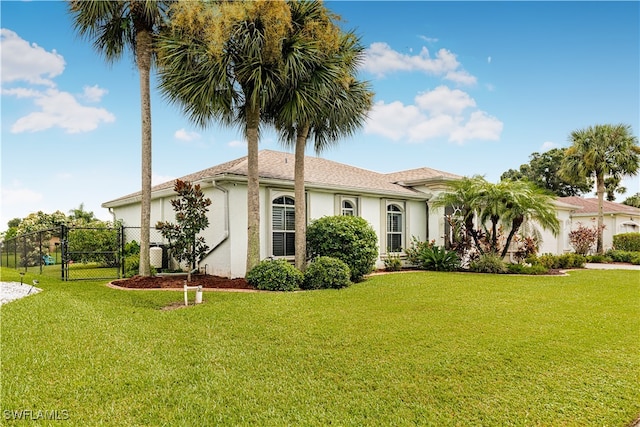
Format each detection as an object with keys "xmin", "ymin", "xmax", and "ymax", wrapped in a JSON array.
[{"xmin": 584, "ymin": 263, "xmax": 640, "ymax": 271}]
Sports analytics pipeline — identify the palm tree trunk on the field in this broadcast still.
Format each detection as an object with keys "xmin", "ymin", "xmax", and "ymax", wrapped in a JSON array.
[
  {"xmin": 501, "ymin": 217, "xmax": 524, "ymax": 259},
  {"xmin": 246, "ymin": 104, "xmax": 261, "ymax": 273},
  {"xmin": 596, "ymin": 173, "xmax": 605, "ymax": 254},
  {"xmin": 137, "ymin": 27, "xmax": 153, "ymax": 277},
  {"xmin": 294, "ymin": 124, "xmax": 310, "ymax": 271}
]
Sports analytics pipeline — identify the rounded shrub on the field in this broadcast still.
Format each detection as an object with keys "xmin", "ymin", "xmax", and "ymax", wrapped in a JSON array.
[
  {"xmin": 469, "ymin": 253, "xmax": 507, "ymax": 274},
  {"xmin": 246, "ymin": 259, "xmax": 303, "ymax": 291},
  {"xmin": 302, "ymin": 256, "xmax": 351, "ymax": 290},
  {"xmin": 306, "ymin": 216, "xmax": 378, "ymax": 282}
]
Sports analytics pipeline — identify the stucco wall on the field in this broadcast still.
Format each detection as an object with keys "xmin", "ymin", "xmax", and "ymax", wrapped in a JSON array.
[{"xmin": 109, "ymin": 182, "xmax": 436, "ymax": 278}]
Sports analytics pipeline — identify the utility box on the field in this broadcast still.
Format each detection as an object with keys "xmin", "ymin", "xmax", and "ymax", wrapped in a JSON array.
[{"xmin": 150, "ymin": 246, "xmax": 163, "ymax": 269}]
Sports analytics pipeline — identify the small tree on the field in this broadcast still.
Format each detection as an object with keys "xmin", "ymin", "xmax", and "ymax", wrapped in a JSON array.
[{"xmin": 156, "ymin": 180, "xmax": 211, "ymax": 281}]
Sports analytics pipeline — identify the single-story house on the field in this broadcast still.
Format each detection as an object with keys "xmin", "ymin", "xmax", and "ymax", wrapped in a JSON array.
[
  {"xmin": 103, "ymin": 150, "xmax": 460, "ymax": 277},
  {"xmin": 102, "ymin": 149, "xmax": 640, "ymax": 277},
  {"xmin": 537, "ymin": 196, "xmax": 640, "ymax": 255}
]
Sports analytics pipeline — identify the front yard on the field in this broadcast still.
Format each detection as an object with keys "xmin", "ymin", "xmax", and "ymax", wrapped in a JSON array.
[{"xmin": 1, "ymin": 268, "xmax": 638, "ymax": 425}]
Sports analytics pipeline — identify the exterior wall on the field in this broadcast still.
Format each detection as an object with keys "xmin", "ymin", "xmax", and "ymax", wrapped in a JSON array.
[
  {"xmin": 110, "ymin": 182, "xmax": 438, "ymax": 277},
  {"xmin": 568, "ymin": 213, "xmax": 640, "ymax": 253},
  {"xmin": 538, "ymin": 208, "xmax": 573, "ymax": 255}
]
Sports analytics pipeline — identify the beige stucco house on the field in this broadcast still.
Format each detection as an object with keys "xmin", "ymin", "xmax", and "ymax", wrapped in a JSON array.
[
  {"xmin": 103, "ymin": 150, "xmax": 461, "ymax": 278},
  {"xmin": 103, "ymin": 150, "xmax": 640, "ymax": 277}
]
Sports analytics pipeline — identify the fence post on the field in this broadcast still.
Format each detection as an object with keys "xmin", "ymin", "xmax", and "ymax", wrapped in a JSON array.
[{"xmin": 60, "ymin": 224, "xmax": 67, "ymax": 281}]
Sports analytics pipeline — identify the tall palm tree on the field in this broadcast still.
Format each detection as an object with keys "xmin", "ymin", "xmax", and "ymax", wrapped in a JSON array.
[
  {"xmin": 156, "ymin": 1, "xmax": 292, "ymax": 272},
  {"xmin": 68, "ymin": 0, "xmax": 172, "ymax": 276},
  {"xmin": 269, "ymin": 1, "xmax": 373, "ymax": 270},
  {"xmin": 560, "ymin": 124, "xmax": 640, "ymax": 254}
]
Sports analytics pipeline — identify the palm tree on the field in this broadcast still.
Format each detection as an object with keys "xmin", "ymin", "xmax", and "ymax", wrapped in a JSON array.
[
  {"xmin": 430, "ymin": 175, "xmax": 486, "ymax": 253},
  {"xmin": 496, "ymin": 180, "xmax": 559, "ymax": 258},
  {"xmin": 268, "ymin": 2, "xmax": 373, "ymax": 270},
  {"xmin": 156, "ymin": 1, "xmax": 293, "ymax": 272},
  {"xmin": 68, "ymin": 0, "xmax": 172, "ymax": 276},
  {"xmin": 560, "ymin": 124, "xmax": 640, "ymax": 254}
]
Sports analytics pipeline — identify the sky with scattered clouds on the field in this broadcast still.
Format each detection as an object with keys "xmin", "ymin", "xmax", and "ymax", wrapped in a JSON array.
[{"xmin": 1, "ymin": 1, "xmax": 639, "ymax": 231}]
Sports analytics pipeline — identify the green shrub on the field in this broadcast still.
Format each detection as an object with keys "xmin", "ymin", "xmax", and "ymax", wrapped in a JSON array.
[
  {"xmin": 383, "ymin": 252, "xmax": 403, "ymax": 271},
  {"xmin": 505, "ymin": 263, "xmax": 549, "ymax": 275},
  {"xmin": 469, "ymin": 253, "xmax": 507, "ymax": 274},
  {"xmin": 613, "ymin": 232, "xmax": 640, "ymax": 252},
  {"xmin": 124, "ymin": 254, "xmax": 140, "ymax": 278},
  {"xmin": 405, "ymin": 237, "xmax": 435, "ymax": 266},
  {"xmin": 632, "ymin": 255, "xmax": 640, "ymax": 265},
  {"xmin": 606, "ymin": 250, "xmax": 636, "ymax": 263},
  {"xmin": 306, "ymin": 216, "xmax": 378, "ymax": 282},
  {"xmin": 302, "ymin": 256, "xmax": 351, "ymax": 290},
  {"xmin": 123, "ymin": 253, "xmax": 156, "ymax": 278},
  {"xmin": 246, "ymin": 259, "xmax": 303, "ymax": 292},
  {"xmin": 415, "ymin": 246, "xmax": 460, "ymax": 272},
  {"xmin": 586, "ymin": 254, "xmax": 612, "ymax": 264},
  {"xmin": 532, "ymin": 253, "xmax": 586, "ymax": 269}
]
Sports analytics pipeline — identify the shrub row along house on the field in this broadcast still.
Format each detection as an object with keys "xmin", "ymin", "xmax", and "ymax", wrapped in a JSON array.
[{"xmin": 102, "ymin": 150, "xmax": 640, "ymax": 278}]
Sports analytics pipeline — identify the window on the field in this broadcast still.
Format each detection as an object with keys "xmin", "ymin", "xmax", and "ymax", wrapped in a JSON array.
[
  {"xmin": 387, "ymin": 203, "xmax": 403, "ymax": 252},
  {"xmin": 342, "ymin": 200, "xmax": 355, "ymax": 216},
  {"xmin": 336, "ymin": 196, "xmax": 359, "ymax": 217},
  {"xmin": 272, "ymin": 196, "xmax": 295, "ymax": 257}
]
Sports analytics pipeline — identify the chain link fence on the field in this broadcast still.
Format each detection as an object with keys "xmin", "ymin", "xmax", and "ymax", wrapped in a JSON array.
[{"xmin": 1, "ymin": 226, "xmax": 168, "ymax": 281}]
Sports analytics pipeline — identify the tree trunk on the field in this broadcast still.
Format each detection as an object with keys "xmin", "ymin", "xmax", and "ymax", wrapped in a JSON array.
[
  {"xmin": 245, "ymin": 104, "xmax": 261, "ymax": 273},
  {"xmin": 595, "ymin": 173, "xmax": 605, "ymax": 254},
  {"xmin": 501, "ymin": 216, "xmax": 524, "ymax": 259},
  {"xmin": 137, "ymin": 27, "xmax": 153, "ymax": 277},
  {"xmin": 294, "ymin": 124, "xmax": 310, "ymax": 271}
]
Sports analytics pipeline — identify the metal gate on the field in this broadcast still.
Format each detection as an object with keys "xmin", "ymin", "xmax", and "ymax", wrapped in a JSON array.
[{"xmin": 61, "ymin": 225, "xmax": 122, "ymax": 281}]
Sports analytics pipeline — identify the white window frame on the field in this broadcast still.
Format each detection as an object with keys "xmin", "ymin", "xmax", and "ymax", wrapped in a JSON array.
[
  {"xmin": 383, "ymin": 200, "xmax": 406, "ymax": 254},
  {"xmin": 270, "ymin": 192, "xmax": 296, "ymax": 259},
  {"xmin": 335, "ymin": 195, "xmax": 360, "ymax": 216}
]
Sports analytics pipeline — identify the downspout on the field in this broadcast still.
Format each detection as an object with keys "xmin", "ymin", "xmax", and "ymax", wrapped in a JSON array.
[{"xmin": 199, "ymin": 180, "xmax": 230, "ymax": 266}]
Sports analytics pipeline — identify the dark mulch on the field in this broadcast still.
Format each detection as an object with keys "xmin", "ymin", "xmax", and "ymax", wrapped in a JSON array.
[{"xmin": 112, "ymin": 274, "xmax": 253, "ymax": 290}]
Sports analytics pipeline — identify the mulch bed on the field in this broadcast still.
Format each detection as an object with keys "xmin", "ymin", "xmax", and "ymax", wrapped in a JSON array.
[{"xmin": 112, "ymin": 274, "xmax": 253, "ymax": 290}]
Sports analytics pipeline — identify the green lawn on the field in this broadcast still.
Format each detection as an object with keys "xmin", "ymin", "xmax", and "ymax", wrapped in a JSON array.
[{"xmin": 1, "ymin": 268, "xmax": 638, "ymax": 426}]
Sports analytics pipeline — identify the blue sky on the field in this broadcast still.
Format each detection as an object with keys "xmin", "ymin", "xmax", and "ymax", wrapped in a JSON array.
[{"xmin": 2, "ymin": 1, "xmax": 639, "ymax": 231}]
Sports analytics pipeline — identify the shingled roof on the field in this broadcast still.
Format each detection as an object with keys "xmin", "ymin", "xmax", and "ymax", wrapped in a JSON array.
[
  {"xmin": 559, "ymin": 196, "xmax": 640, "ymax": 216},
  {"xmin": 103, "ymin": 150, "xmax": 460, "ymax": 206}
]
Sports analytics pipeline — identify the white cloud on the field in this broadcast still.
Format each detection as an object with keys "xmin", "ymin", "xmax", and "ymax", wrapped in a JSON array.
[
  {"xmin": 541, "ymin": 141, "xmax": 559, "ymax": 151},
  {"xmin": 449, "ymin": 111, "xmax": 503, "ymax": 144},
  {"xmin": 366, "ymin": 101, "xmax": 424, "ymax": 141},
  {"xmin": 174, "ymin": 128, "xmax": 201, "ymax": 142},
  {"xmin": 363, "ymin": 42, "xmax": 476, "ymax": 85},
  {"xmin": 228, "ymin": 139, "xmax": 247, "ymax": 148},
  {"xmin": 415, "ymin": 86, "xmax": 476, "ymax": 115},
  {"xmin": 365, "ymin": 87, "xmax": 503, "ymax": 144},
  {"xmin": 8, "ymin": 88, "xmax": 115, "ymax": 134},
  {"xmin": 0, "ymin": 29, "xmax": 65, "ymax": 86},
  {"xmin": 418, "ymin": 35, "xmax": 439, "ymax": 43},
  {"xmin": 82, "ymin": 85, "xmax": 108, "ymax": 103}
]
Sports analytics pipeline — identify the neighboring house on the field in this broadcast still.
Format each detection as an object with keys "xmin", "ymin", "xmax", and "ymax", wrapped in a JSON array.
[
  {"xmin": 536, "ymin": 196, "xmax": 640, "ymax": 254},
  {"xmin": 103, "ymin": 150, "xmax": 461, "ymax": 278}
]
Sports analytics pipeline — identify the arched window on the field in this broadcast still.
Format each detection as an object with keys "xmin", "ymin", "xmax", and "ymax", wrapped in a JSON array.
[
  {"xmin": 272, "ymin": 196, "xmax": 295, "ymax": 257},
  {"xmin": 342, "ymin": 200, "xmax": 355, "ymax": 216},
  {"xmin": 387, "ymin": 203, "xmax": 403, "ymax": 252}
]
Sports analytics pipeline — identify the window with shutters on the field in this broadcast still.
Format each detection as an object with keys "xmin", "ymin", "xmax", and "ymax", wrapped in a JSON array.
[{"xmin": 272, "ymin": 196, "xmax": 295, "ymax": 257}]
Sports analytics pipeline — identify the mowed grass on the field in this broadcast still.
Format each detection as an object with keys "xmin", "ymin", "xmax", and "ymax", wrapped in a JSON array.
[{"xmin": 1, "ymin": 268, "xmax": 638, "ymax": 426}]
